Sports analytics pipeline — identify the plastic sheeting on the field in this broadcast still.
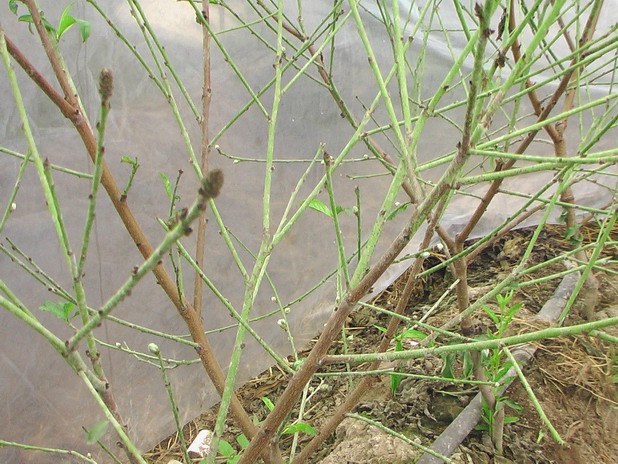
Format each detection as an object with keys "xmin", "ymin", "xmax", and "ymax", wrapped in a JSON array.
[{"xmin": 1, "ymin": 1, "xmax": 616, "ymax": 462}]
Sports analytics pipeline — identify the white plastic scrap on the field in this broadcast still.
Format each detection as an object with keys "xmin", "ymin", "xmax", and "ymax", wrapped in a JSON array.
[{"xmin": 188, "ymin": 429, "xmax": 214, "ymax": 458}]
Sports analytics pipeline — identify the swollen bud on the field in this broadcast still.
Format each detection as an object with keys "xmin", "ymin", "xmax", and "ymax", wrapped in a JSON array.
[
  {"xmin": 99, "ymin": 68, "xmax": 113, "ymax": 104},
  {"xmin": 148, "ymin": 343, "xmax": 160, "ymax": 355},
  {"xmin": 199, "ymin": 169, "xmax": 224, "ymax": 200}
]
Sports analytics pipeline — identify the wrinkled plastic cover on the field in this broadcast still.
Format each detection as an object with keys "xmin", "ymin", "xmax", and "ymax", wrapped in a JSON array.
[{"xmin": 1, "ymin": 1, "xmax": 616, "ymax": 462}]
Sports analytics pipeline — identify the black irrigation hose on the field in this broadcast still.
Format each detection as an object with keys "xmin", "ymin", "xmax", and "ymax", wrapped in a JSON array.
[{"xmin": 417, "ymin": 267, "xmax": 581, "ymax": 464}]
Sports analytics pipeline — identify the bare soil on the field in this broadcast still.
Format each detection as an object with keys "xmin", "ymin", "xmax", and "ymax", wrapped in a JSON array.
[{"xmin": 146, "ymin": 224, "xmax": 618, "ymax": 464}]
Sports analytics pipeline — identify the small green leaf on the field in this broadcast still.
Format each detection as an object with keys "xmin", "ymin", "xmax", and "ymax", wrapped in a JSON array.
[
  {"xmin": 335, "ymin": 205, "xmax": 354, "ymax": 216},
  {"xmin": 57, "ymin": 3, "xmax": 76, "ymax": 40},
  {"xmin": 502, "ymin": 398, "xmax": 523, "ymax": 413},
  {"xmin": 86, "ymin": 420, "xmax": 109, "ymax": 444},
  {"xmin": 9, "ymin": 0, "xmax": 19, "ymax": 15},
  {"xmin": 440, "ymin": 353, "xmax": 455, "ymax": 379},
  {"xmin": 236, "ymin": 434, "xmax": 249, "ymax": 449},
  {"xmin": 39, "ymin": 301, "xmax": 75, "ymax": 321},
  {"xmin": 387, "ymin": 202, "xmax": 410, "ymax": 221},
  {"xmin": 308, "ymin": 199, "xmax": 333, "ymax": 219},
  {"xmin": 57, "ymin": 15, "xmax": 76, "ymax": 40},
  {"xmin": 308, "ymin": 199, "xmax": 352, "ymax": 218},
  {"xmin": 260, "ymin": 397, "xmax": 275, "ymax": 411},
  {"xmin": 292, "ymin": 358, "xmax": 305, "ymax": 370},
  {"xmin": 121, "ymin": 155, "xmax": 137, "ymax": 165},
  {"xmin": 218, "ymin": 439, "xmax": 235, "ymax": 458},
  {"xmin": 18, "ymin": 14, "xmax": 34, "ymax": 24},
  {"xmin": 282, "ymin": 423, "xmax": 317, "ymax": 435},
  {"xmin": 503, "ymin": 416, "xmax": 519, "ymax": 424},
  {"xmin": 565, "ymin": 225, "xmax": 580, "ymax": 240},
  {"xmin": 496, "ymin": 364, "xmax": 514, "ymax": 381},
  {"xmin": 484, "ymin": 306, "xmax": 499, "ymax": 325},
  {"xmin": 75, "ymin": 18, "xmax": 91, "ymax": 42},
  {"xmin": 390, "ymin": 373, "xmax": 403, "ymax": 396},
  {"xmin": 160, "ymin": 173, "xmax": 173, "ymax": 201},
  {"xmin": 66, "ymin": 302, "xmax": 78, "ymax": 320},
  {"xmin": 55, "ymin": 4, "xmax": 90, "ymax": 42},
  {"xmin": 18, "ymin": 14, "xmax": 56, "ymax": 34},
  {"xmin": 399, "ymin": 328, "xmax": 427, "ymax": 340},
  {"xmin": 462, "ymin": 352, "xmax": 474, "ymax": 378}
]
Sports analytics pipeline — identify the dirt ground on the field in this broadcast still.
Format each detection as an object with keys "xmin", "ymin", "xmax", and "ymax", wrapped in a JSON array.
[{"xmin": 145, "ymin": 224, "xmax": 618, "ymax": 464}]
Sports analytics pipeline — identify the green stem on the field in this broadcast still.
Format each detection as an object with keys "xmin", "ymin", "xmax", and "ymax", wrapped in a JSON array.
[
  {"xmin": 324, "ymin": 153, "xmax": 350, "ymax": 288},
  {"xmin": 589, "ymin": 330, "xmax": 618, "ymax": 344},
  {"xmin": 478, "ymin": 92, "xmax": 618, "ymax": 150},
  {"xmin": 126, "ymin": 0, "xmax": 200, "ymax": 120},
  {"xmin": 323, "ymin": 316, "xmax": 618, "ymax": 365},
  {"xmin": 207, "ymin": 1, "xmax": 286, "ymax": 461},
  {"xmin": 77, "ymin": 370, "xmax": 146, "ymax": 464},
  {"xmin": 1, "ymin": 29, "xmax": 80, "ymax": 295},
  {"xmin": 150, "ymin": 344, "xmax": 191, "ymax": 464},
  {"xmin": 504, "ymin": 348, "xmax": 564, "ymax": 444},
  {"xmin": 77, "ymin": 69, "xmax": 111, "ymax": 281},
  {"xmin": 458, "ymin": 157, "xmax": 618, "ymax": 185},
  {"xmin": 0, "ymin": 146, "xmax": 92, "ymax": 178},
  {"xmin": 559, "ymin": 206, "xmax": 618, "ymax": 323},
  {"xmin": 319, "ymin": 369, "xmax": 497, "ymax": 386},
  {"xmin": 0, "ymin": 242, "xmax": 73, "ymax": 302},
  {"xmin": 0, "ymin": 147, "xmax": 30, "ymax": 234},
  {"xmin": 0, "ymin": 440, "xmax": 98, "ymax": 464},
  {"xmin": 0, "ymin": 293, "xmax": 66, "ymax": 354}
]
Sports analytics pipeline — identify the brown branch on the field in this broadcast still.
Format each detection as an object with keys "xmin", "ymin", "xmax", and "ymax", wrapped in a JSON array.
[
  {"xmin": 193, "ymin": 0, "xmax": 212, "ymax": 318},
  {"xmin": 291, "ymin": 196, "xmax": 447, "ymax": 464},
  {"xmin": 14, "ymin": 2, "xmax": 264, "ymax": 457},
  {"xmin": 4, "ymin": 35, "xmax": 76, "ymax": 119},
  {"xmin": 555, "ymin": 3, "xmax": 576, "ymax": 53},
  {"xmin": 23, "ymin": 0, "xmax": 78, "ymax": 106},
  {"xmin": 465, "ymin": 203, "xmax": 545, "ymax": 262}
]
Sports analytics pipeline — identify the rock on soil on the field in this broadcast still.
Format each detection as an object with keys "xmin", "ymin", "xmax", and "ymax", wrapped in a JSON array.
[{"xmin": 319, "ymin": 418, "xmax": 422, "ymax": 464}]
